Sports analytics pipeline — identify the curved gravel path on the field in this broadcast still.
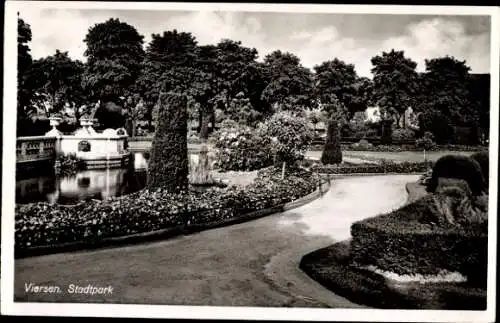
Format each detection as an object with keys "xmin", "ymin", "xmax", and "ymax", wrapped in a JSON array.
[{"xmin": 14, "ymin": 174, "xmax": 419, "ymax": 307}]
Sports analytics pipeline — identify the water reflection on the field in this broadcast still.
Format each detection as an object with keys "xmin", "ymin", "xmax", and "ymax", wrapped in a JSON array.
[
  {"xmin": 15, "ymin": 152, "xmax": 206, "ymax": 205},
  {"xmin": 16, "ymin": 152, "xmax": 149, "ymax": 205}
]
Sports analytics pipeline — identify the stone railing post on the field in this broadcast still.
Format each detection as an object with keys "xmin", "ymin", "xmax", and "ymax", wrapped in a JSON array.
[{"xmin": 21, "ymin": 141, "xmax": 27, "ymax": 160}]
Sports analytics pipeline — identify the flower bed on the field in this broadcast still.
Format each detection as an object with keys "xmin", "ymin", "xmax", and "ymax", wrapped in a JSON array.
[
  {"xmin": 311, "ymin": 160, "xmax": 433, "ymax": 174},
  {"xmin": 15, "ymin": 167, "xmax": 317, "ymax": 252}
]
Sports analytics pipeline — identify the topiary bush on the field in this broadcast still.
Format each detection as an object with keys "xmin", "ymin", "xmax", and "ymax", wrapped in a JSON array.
[
  {"xmin": 350, "ymin": 197, "xmax": 488, "ymax": 288},
  {"xmin": 147, "ymin": 92, "xmax": 189, "ymax": 193},
  {"xmin": 471, "ymin": 151, "xmax": 489, "ymax": 188},
  {"xmin": 426, "ymin": 155, "xmax": 486, "ymax": 196},
  {"xmin": 321, "ymin": 118, "xmax": 342, "ymax": 165}
]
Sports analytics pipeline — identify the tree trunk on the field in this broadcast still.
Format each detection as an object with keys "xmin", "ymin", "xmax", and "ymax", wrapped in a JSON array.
[
  {"xmin": 200, "ymin": 109, "xmax": 210, "ymax": 140},
  {"xmin": 210, "ymin": 108, "xmax": 216, "ymax": 134},
  {"xmin": 132, "ymin": 120, "xmax": 136, "ymax": 137}
]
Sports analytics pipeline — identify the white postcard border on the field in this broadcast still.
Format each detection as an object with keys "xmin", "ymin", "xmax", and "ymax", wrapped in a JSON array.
[{"xmin": 2, "ymin": 2, "xmax": 499, "ymax": 322}]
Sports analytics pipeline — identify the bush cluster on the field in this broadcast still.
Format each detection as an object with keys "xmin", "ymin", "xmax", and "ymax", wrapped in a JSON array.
[
  {"xmin": 416, "ymin": 131, "xmax": 437, "ymax": 150},
  {"xmin": 214, "ymin": 111, "xmax": 313, "ymax": 171},
  {"xmin": 213, "ymin": 123, "xmax": 273, "ymax": 171},
  {"xmin": 391, "ymin": 128, "xmax": 415, "ymax": 141},
  {"xmin": 54, "ymin": 153, "xmax": 84, "ymax": 176},
  {"xmin": 15, "ymin": 167, "xmax": 317, "ymax": 251},
  {"xmin": 312, "ymin": 161, "xmax": 433, "ymax": 174}
]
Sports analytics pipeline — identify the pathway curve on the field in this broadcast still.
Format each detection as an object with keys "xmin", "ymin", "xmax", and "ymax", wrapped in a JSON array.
[{"xmin": 15, "ymin": 174, "xmax": 419, "ymax": 307}]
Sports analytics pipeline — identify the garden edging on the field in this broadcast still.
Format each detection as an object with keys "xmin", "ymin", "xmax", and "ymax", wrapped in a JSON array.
[{"xmin": 15, "ymin": 178, "xmax": 331, "ymax": 259}]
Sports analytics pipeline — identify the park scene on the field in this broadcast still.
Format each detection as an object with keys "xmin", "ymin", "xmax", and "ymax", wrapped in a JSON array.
[{"xmin": 13, "ymin": 10, "xmax": 491, "ymax": 310}]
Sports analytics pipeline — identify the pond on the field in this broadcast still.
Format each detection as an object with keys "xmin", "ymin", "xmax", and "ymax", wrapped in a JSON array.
[{"xmin": 15, "ymin": 152, "xmax": 206, "ymax": 205}]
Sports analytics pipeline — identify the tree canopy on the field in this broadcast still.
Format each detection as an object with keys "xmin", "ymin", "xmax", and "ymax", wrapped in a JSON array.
[{"xmin": 82, "ymin": 18, "xmax": 145, "ymax": 103}]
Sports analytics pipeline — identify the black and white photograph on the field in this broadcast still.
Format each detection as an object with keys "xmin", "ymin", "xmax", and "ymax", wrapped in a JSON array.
[{"xmin": 2, "ymin": 1, "xmax": 498, "ymax": 321}]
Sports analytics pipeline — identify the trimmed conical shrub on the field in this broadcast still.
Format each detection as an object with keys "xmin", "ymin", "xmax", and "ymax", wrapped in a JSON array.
[
  {"xmin": 147, "ymin": 92, "xmax": 189, "ymax": 193},
  {"xmin": 321, "ymin": 118, "xmax": 342, "ymax": 165}
]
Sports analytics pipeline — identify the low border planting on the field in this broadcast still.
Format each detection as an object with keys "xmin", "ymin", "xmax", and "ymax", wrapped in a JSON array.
[
  {"xmin": 311, "ymin": 161, "xmax": 433, "ymax": 174},
  {"xmin": 309, "ymin": 144, "xmax": 488, "ymax": 152},
  {"xmin": 15, "ymin": 167, "xmax": 326, "ymax": 257}
]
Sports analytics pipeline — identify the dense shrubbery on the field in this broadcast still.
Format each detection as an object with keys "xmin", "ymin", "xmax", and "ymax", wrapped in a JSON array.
[
  {"xmin": 391, "ymin": 128, "xmax": 415, "ymax": 141},
  {"xmin": 15, "ymin": 167, "xmax": 318, "ymax": 251},
  {"xmin": 213, "ymin": 122, "xmax": 273, "ymax": 171},
  {"xmin": 350, "ymin": 195, "xmax": 488, "ymax": 287},
  {"xmin": 312, "ymin": 160, "xmax": 432, "ymax": 174},
  {"xmin": 416, "ymin": 131, "xmax": 437, "ymax": 150},
  {"xmin": 260, "ymin": 111, "xmax": 314, "ymax": 165},
  {"xmin": 214, "ymin": 111, "xmax": 313, "ymax": 171},
  {"xmin": 427, "ymin": 155, "xmax": 485, "ymax": 196},
  {"xmin": 54, "ymin": 153, "xmax": 84, "ymax": 176}
]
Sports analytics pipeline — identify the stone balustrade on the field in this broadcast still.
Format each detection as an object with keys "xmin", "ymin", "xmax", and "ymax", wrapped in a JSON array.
[{"xmin": 16, "ymin": 136, "xmax": 57, "ymax": 164}]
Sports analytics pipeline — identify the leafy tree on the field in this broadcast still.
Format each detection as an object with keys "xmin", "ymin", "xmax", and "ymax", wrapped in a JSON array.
[
  {"xmin": 214, "ymin": 39, "xmax": 259, "ymax": 108},
  {"xmin": 422, "ymin": 56, "xmax": 477, "ymax": 127},
  {"xmin": 225, "ymin": 91, "xmax": 262, "ymax": 126},
  {"xmin": 147, "ymin": 92, "xmax": 189, "ymax": 192},
  {"xmin": 313, "ymin": 58, "xmax": 358, "ymax": 115},
  {"xmin": 371, "ymin": 49, "xmax": 420, "ymax": 126},
  {"xmin": 467, "ymin": 73, "xmax": 490, "ymax": 144},
  {"xmin": 261, "ymin": 50, "xmax": 314, "ymax": 111},
  {"xmin": 321, "ymin": 116, "xmax": 342, "ymax": 165},
  {"xmin": 123, "ymin": 94, "xmax": 148, "ymax": 136},
  {"xmin": 17, "ymin": 15, "xmax": 35, "ymax": 131},
  {"xmin": 25, "ymin": 50, "xmax": 85, "ymax": 118},
  {"xmin": 320, "ymin": 94, "xmax": 349, "ymax": 126},
  {"xmin": 82, "ymin": 18, "xmax": 145, "ymax": 104},
  {"xmin": 350, "ymin": 76, "xmax": 374, "ymax": 113},
  {"xmin": 137, "ymin": 30, "xmax": 198, "ymax": 114},
  {"xmin": 190, "ymin": 44, "xmax": 220, "ymax": 139}
]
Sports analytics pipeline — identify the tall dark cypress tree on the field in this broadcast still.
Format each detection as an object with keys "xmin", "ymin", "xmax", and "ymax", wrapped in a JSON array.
[
  {"xmin": 321, "ymin": 117, "xmax": 342, "ymax": 165},
  {"xmin": 147, "ymin": 92, "xmax": 188, "ymax": 192}
]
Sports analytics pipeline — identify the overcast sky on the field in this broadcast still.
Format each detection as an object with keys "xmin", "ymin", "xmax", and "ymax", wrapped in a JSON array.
[{"xmin": 18, "ymin": 8, "xmax": 491, "ymax": 77}]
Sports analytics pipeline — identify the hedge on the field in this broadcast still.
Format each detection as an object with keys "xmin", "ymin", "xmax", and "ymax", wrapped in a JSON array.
[
  {"xmin": 15, "ymin": 167, "xmax": 318, "ymax": 253},
  {"xmin": 312, "ymin": 161, "xmax": 433, "ymax": 174},
  {"xmin": 350, "ymin": 196, "xmax": 488, "ymax": 288}
]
